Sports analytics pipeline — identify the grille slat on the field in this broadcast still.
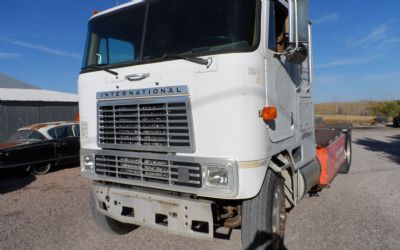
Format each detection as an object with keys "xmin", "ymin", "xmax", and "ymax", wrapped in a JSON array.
[
  {"xmin": 118, "ymin": 172, "xmax": 142, "ymax": 177},
  {"xmin": 95, "ymin": 154, "xmax": 201, "ymax": 188},
  {"xmin": 170, "ymin": 166, "xmax": 199, "ymax": 171},
  {"xmin": 117, "ymin": 165, "xmax": 141, "ymax": 171},
  {"xmin": 96, "ymin": 163, "xmax": 117, "ymax": 168},
  {"xmin": 98, "ymin": 97, "xmax": 194, "ymax": 152},
  {"xmin": 168, "ymin": 139, "xmax": 191, "ymax": 143},
  {"xmin": 96, "ymin": 169, "xmax": 117, "ymax": 174},
  {"xmin": 170, "ymin": 178, "xmax": 201, "ymax": 184}
]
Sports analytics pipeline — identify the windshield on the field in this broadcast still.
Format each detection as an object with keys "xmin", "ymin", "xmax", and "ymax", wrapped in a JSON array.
[
  {"xmin": 7, "ymin": 130, "xmax": 46, "ymax": 142},
  {"xmin": 82, "ymin": 0, "xmax": 259, "ymax": 69}
]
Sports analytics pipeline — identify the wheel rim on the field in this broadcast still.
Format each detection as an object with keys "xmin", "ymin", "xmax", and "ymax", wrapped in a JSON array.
[
  {"xmin": 346, "ymin": 138, "xmax": 351, "ymax": 166},
  {"xmin": 33, "ymin": 163, "xmax": 51, "ymax": 174},
  {"xmin": 271, "ymin": 184, "xmax": 286, "ymax": 237}
]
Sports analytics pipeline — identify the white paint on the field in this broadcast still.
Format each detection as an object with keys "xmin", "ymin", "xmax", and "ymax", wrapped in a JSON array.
[{"xmin": 78, "ymin": 0, "xmax": 317, "ymax": 201}]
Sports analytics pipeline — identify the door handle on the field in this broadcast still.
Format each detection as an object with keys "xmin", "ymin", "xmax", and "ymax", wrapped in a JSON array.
[
  {"xmin": 125, "ymin": 73, "xmax": 150, "ymax": 81},
  {"xmin": 289, "ymin": 112, "xmax": 294, "ymax": 126}
]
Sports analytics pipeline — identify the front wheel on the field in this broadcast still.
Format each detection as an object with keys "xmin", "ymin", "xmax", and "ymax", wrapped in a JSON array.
[
  {"xmin": 242, "ymin": 169, "xmax": 287, "ymax": 250},
  {"xmin": 90, "ymin": 191, "xmax": 137, "ymax": 235}
]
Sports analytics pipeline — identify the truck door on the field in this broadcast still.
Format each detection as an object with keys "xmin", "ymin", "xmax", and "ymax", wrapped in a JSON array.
[
  {"xmin": 265, "ymin": 0, "xmax": 299, "ymax": 142},
  {"xmin": 266, "ymin": 0, "xmax": 315, "ymax": 164},
  {"xmin": 297, "ymin": 23, "xmax": 316, "ymax": 164}
]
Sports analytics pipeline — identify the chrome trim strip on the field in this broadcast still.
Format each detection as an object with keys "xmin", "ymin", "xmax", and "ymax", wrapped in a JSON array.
[{"xmin": 0, "ymin": 156, "xmax": 77, "ymax": 169}]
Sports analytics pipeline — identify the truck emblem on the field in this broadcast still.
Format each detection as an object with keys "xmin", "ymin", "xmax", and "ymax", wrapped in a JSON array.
[{"xmin": 96, "ymin": 85, "xmax": 188, "ymax": 99}]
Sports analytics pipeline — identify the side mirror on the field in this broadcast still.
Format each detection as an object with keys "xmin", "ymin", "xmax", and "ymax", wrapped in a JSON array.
[
  {"xmin": 289, "ymin": 0, "xmax": 309, "ymax": 44},
  {"xmin": 286, "ymin": 0, "xmax": 309, "ymax": 64}
]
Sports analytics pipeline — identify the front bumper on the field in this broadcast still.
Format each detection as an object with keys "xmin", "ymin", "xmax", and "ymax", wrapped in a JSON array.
[
  {"xmin": 81, "ymin": 148, "xmax": 239, "ymax": 199},
  {"xmin": 92, "ymin": 182, "xmax": 214, "ymax": 239}
]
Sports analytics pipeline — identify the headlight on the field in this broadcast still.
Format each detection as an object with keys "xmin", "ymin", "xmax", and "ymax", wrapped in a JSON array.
[
  {"xmin": 206, "ymin": 164, "xmax": 230, "ymax": 187},
  {"xmin": 83, "ymin": 155, "xmax": 94, "ymax": 170}
]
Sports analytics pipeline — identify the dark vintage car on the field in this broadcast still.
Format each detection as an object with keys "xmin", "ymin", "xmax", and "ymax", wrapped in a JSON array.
[
  {"xmin": 0, "ymin": 121, "xmax": 80, "ymax": 175},
  {"xmin": 394, "ymin": 115, "xmax": 400, "ymax": 128}
]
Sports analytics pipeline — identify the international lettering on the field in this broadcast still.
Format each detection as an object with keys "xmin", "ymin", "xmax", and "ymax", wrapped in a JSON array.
[{"xmin": 97, "ymin": 85, "xmax": 188, "ymax": 99}]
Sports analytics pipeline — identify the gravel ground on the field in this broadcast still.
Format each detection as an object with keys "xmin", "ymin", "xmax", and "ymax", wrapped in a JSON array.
[{"xmin": 0, "ymin": 128, "xmax": 399, "ymax": 250}]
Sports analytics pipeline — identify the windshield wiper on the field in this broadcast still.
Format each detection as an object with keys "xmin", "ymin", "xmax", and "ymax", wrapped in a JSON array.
[
  {"xmin": 163, "ymin": 53, "xmax": 209, "ymax": 66},
  {"xmin": 86, "ymin": 65, "xmax": 118, "ymax": 76}
]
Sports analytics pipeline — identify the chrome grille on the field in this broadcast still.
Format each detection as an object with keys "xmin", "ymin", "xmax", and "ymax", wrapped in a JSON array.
[
  {"xmin": 95, "ymin": 154, "xmax": 202, "ymax": 188},
  {"xmin": 97, "ymin": 96, "xmax": 194, "ymax": 152}
]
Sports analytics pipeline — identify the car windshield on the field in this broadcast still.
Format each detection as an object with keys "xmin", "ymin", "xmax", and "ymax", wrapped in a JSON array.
[
  {"xmin": 82, "ymin": 0, "xmax": 259, "ymax": 69},
  {"xmin": 7, "ymin": 130, "xmax": 46, "ymax": 142}
]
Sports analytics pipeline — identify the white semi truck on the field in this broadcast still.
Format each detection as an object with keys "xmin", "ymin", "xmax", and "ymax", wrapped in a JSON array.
[{"xmin": 78, "ymin": 0, "xmax": 352, "ymax": 248}]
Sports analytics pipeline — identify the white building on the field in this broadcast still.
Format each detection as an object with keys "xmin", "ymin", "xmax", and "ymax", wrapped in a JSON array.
[{"xmin": 0, "ymin": 73, "xmax": 78, "ymax": 142}]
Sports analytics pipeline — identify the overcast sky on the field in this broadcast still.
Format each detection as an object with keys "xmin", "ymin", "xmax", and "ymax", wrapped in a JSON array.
[{"xmin": 0, "ymin": 0, "xmax": 399, "ymax": 103}]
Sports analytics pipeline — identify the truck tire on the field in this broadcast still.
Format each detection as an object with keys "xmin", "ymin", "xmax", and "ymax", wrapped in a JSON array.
[
  {"xmin": 242, "ymin": 169, "xmax": 287, "ymax": 250},
  {"xmin": 339, "ymin": 131, "xmax": 352, "ymax": 174},
  {"xmin": 90, "ymin": 191, "xmax": 137, "ymax": 235}
]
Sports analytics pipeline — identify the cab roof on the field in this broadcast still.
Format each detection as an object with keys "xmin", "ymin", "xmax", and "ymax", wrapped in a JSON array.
[{"xmin": 90, "ymin": 0, "xmax": 143, "ymax": 21}]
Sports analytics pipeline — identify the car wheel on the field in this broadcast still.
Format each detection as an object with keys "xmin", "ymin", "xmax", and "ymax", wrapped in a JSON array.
[
  {"xmin": 90, "ymin": 190, "xmax": 137, "ymax": 235},
  {"xmin": 339, "ymin": 131, "xmax": 352, "ymax": 174},
  {"xmin": 30, "ymin": 162, "xmax": 52, "ymax": 175},
  {"xmin": 242, "ymin": 169, "xmax": 287, "ymax": 250}
]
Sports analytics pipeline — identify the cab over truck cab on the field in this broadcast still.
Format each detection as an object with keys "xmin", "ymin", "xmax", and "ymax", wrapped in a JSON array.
[{"xmin": 78, "ymin": 0, "xmax": 352, "ymax": 248}]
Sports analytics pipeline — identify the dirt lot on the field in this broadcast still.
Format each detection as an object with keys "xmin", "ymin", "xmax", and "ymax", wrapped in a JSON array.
[{"xmin": 1, "ymin": 128, "xmax": 399, "ymax": 250}]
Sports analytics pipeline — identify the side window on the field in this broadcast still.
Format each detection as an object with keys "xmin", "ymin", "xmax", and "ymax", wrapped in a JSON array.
[
  {"xmin": 109, "ymin": 38, "xmax": 135, "ymax": 64},
  {"xmin": 48, "ymin": 128, "xmax": 57, "ymax": 139},
  {"xmin": 48, "ymin": 126, "xmax": 75, "ymax": 139},
  {"xmin": 55, "ymin": 126, "xmax": 75, "ymax": 139},
  {"xmin": 268, "ymin": 1, "xmax": 276, "ymax": 50},
  {"xmin": 29, "ymin": 131, "xmax": 46, "ymax": 140},
  {"xmin": 268, "ymin": 0, "xmax": 289, "ymax": 52},
  {"xmin": 97, "ymin": 37, "xmax": 135, "ymax": 65},
  {"xmin": 98, "ymin": 38, "xmax": 109, "ymax": 64}
]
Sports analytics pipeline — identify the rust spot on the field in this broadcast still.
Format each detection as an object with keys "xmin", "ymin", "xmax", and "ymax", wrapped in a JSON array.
[
  {"xmin": 29, "ymin": 122, "xmax": 71, "ymax": 131},
  {"xmin": 0, "ymin": 142, "xmax": 20, "ymax": 149},
  {"xmin": 159, "ymin": 201, "xmax": 178, "ymax": 207},
  {"xmin": 31, "ymin": 123, "xmax": 52, "ymax": 130}
]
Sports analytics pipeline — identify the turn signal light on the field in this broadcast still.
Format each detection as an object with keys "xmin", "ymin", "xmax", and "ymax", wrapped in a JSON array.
[{"xmin": 261, "ymin": 106, "xmax": 277, "ymax": 121}]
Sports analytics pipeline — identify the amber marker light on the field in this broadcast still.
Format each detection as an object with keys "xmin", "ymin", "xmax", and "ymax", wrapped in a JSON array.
[
  {"xmin": 92, "ymin": 10, "xmax": 99, "ymax": 15},
  {"xmin": 261, "ymin": 106, "xmax": 277, "ymax": 121}
]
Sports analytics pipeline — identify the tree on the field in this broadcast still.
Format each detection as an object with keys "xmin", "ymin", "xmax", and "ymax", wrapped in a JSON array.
[{"xmin": 368, "ymin": 101, "xmax": 400, "ymax": 118}]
